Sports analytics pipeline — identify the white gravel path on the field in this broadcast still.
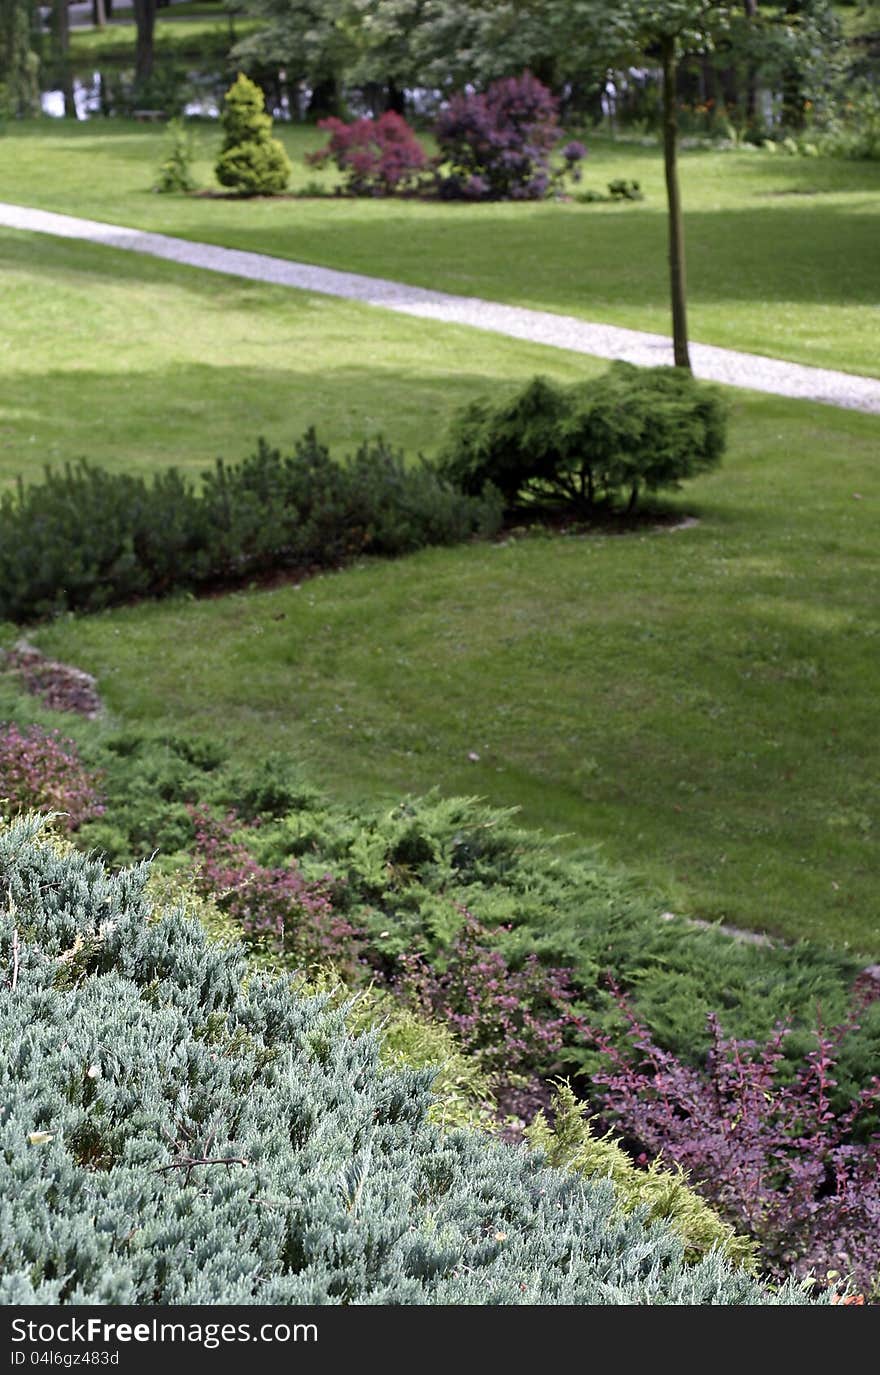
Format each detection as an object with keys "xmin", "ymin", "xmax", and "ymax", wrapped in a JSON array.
[{"xmin": 3, "ymin": 200, "xmax": 879, "ymax": 416}]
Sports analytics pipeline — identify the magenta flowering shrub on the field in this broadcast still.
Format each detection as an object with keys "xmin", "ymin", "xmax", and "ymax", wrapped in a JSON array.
[
  {"xmin": 433, "ymin": 72, "xmax": 582, "ymax": 201},
  {"xmin": 306, "ymin": 111, "xmax": 427, "ymax": 196},
  {"xmin": 589, "ymin": 985, "xmax": 880, "ymax": 1293},
  {"xmin": 396, "ymin": 910, "xmax": 588, "ymax": 1116},
  {"xmin": 188, "ymin": 806, "xmax": 363, "ymax": 974},
  {"xmin": 0, "ymin": 723, "xmax": 104, "ymax": 830}
]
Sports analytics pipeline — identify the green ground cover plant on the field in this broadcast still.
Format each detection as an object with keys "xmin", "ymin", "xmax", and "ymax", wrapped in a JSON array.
[
  {"xmin": 0, "ymin": 710, "xmax": 874, "ymax": 1095},
  {"xmin": 3, "ymin": 817, "xmax": 811, "ymax": 1305},
  {"xmin": 0, "ymin": 122, "xmax": 877, "ymax": 375}
]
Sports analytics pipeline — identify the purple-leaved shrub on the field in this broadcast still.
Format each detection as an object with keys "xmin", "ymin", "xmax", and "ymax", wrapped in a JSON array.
[
  {"xmin": 589, "ymin": 983, "xmax": 880, "ymax": 1294},
  {"xmin": 396, "ymin": 909, "xmax": 588, "ymax": 1118},
  {"xmin": 0, "ymin": 723, "xmax": 104, "ymax": 830},
  {"xmin": 434, "ymin": 71, "xmax": 583, "ymax": 201},
  {"xmin": 188, "ymin": 806, "xmax": 363, "ymax": 974}
]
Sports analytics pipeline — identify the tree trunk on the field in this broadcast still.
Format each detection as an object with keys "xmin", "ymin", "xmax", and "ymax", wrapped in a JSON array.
[
  {"xmin": 92, "ymin": 0, "xmax": 107, "ymax": 27},
  {"xmin": 743, "ymin": 0, "xmax": 758, "ymax": 121},
  {"xmin": 52, "ymin": 0, "xmax": 77, "ymax": 119},
  {"xmin": 133, "ymin": 0, "xmax": 156, "ymax": 86},
  {"xmin": 661, "ymin": 34, "xmax": 690, "ymax": 371},
  {"xmin": 386, "ymin": 78, "xmax": 405, "ymax": 116},
  {"xmin": 307, "ymin": 77, "xmax": 340, "ymax": 119}
]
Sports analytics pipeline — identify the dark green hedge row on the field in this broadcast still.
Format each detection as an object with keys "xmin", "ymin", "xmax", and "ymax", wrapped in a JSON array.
[
  {"xmin": 0, "ymin": 817, "xmax": 818, "ymax": 1304},
  {"xmin": 0, "ymin": 432, "xmax": 502, "ymax": 623}
]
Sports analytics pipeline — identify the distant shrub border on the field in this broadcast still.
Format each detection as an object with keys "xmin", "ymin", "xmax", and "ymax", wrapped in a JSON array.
[
  {"xmin": 0, "ymin": 431, "xmax": 501, "ymax": 623},
  {"xmin": 307, "ymin": 72, "xmax": 587, "ymax": 202}
]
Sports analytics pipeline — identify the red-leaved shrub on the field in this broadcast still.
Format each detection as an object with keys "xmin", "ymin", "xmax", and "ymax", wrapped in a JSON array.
[
  {"xmin": 189, "ymin": 806, "xmax": 363, "ymax": 974},
  {"xmin": 589, "ymin": 984, "xmax": 880, "ymax": 1293},
  {"xmin": 306, "ymin": 111, "xmax": 427, "ymax": 196},
  {"xmin": 0, "ymin": 723, "xmax": 104, "ymax": 830}
]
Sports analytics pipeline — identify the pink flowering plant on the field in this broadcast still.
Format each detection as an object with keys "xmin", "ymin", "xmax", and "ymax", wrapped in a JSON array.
[
  {"xmin": 0, "ymin": 722, "xmax": 104, "ymax": 830},
  {"xmin": 188, "ymin": 805, "xmax": 363, "ymax": 975}
]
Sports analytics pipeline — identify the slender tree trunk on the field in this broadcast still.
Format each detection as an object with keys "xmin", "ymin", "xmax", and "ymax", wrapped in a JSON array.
[
  {"xmin": 661, "ymin": 34, "xmax": 690, "ymax": 370},
  {"xmin": 743, "ymin": 0, "xmax": 758, "ymax": 121},
  {"xmin": 133, "ymin": 0, "xmax": 156, "ymax": 86},
  {"xmin": 52, "ymin": 0, "xmax": 77, "ymax": 118},
  {"xmin": 92, "ymin": 0, "xmax": 107, "ymax": 27},
  {"xmin": 386, "ymin": 78, "xmax": 405, "ymax": 115}
]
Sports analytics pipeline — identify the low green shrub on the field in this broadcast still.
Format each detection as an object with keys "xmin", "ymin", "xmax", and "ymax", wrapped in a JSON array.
[
  {"xmin": 214, "ymin": 72, "xmax": 291, "ymax": 196},
  {"xmin": 576, "ymin": 178, "xmax": 644, "ymax": 203},
  {"xmin": 1, "ymin": 818, "xmax": 818, "ymax": 1305},
  {"xmin": 440, "ymin": 363, "xmax": 726, "ymax": 514},
  {"xmin": 154, "ymin": 118, "xmax": 198, "ymax": 194},
  {"xmin": 526, "ymin": 1083, "xmax": 757, "ymax": 1271},
  {"xmin": 0, "ymin": 432, "xmax": 501, "ymax": 623}
]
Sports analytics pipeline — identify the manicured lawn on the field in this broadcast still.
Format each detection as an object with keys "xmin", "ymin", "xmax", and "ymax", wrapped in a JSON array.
[
  {"xmin": 0, "ymin": 121, "xmax": 878, "ymax": 376},
  {"xmin": 1, "ymin": 159, "xmax": 878, "ymax": 960},
  {"xmin": 6, "ymin": 233, "xmax": 875, "ymax": 954},
  {"xmin": 0, "ymin": 229, "xmax": 601, "ymax": 482}
]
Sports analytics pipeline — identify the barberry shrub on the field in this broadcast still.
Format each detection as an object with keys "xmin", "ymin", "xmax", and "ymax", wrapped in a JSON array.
[
  {"xmin": 440, "ymin": 363, "xmax": 726, "ymax": 514},
  {"xmin": 0, "ymin": 723, "xmax": 104, "ymax": 830},
  {"xmin": 0, "ymin": 817, "xmax": 823, "ymax": 1304},
  {"xmin": 588, "ymin": 987, "xmax": 880, "ymax": 1295},
  {"xmin": 215, "ymin": 73, "xmax": 291, "ymax": 196},
  {"xmin": 434, "ymin": 71, "xmax": 583, "ymax": 201},
  {"xmin": 306, "ymin": 111, "xmax": 427, "ymax": 196}
]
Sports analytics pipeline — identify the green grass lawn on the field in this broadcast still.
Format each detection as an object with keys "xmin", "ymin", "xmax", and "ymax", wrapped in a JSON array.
[
  {"xmin": 0, "ymin": 229, "xmax": 602, "ymax": 481},
  {"xmin": 3, "ymin": 228, "xmax": 878, "ymax": 956},
  {"xmin": 1, "ymin": 121, "xmax": 878, "ymax": 376}
]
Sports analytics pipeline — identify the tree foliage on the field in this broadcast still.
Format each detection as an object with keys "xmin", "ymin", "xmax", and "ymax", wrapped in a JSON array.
[{"xmin": 0, "ymin": 0, "xmax": 40, "ymax": 118}]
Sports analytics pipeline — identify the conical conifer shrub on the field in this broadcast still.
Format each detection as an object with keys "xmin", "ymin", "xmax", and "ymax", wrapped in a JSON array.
[{"xmin": 215, "ymin": 72, "xmax": 291, "ymax": 196}]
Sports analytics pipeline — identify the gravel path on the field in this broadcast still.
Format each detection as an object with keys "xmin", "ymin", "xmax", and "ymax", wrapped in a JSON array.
[{"xmin": 3, "ymin": 200, "xmax": 879, "ymax": 416}]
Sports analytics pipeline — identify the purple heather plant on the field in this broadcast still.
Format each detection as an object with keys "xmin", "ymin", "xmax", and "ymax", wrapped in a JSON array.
[
  {"xmin": 396, "ymin": 909, "xmax": 588, "ymax": 1117},
  {"xmin": 188, "ymin": 805, "xmax": 363, "ymax": 974},
  {"xmin": 0, "ymin": 722, "xmax": 104, "ymax": 830},
  {"xmin": 588, "ymin": 982, "xmax": 880, "ymax": 1294}
]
